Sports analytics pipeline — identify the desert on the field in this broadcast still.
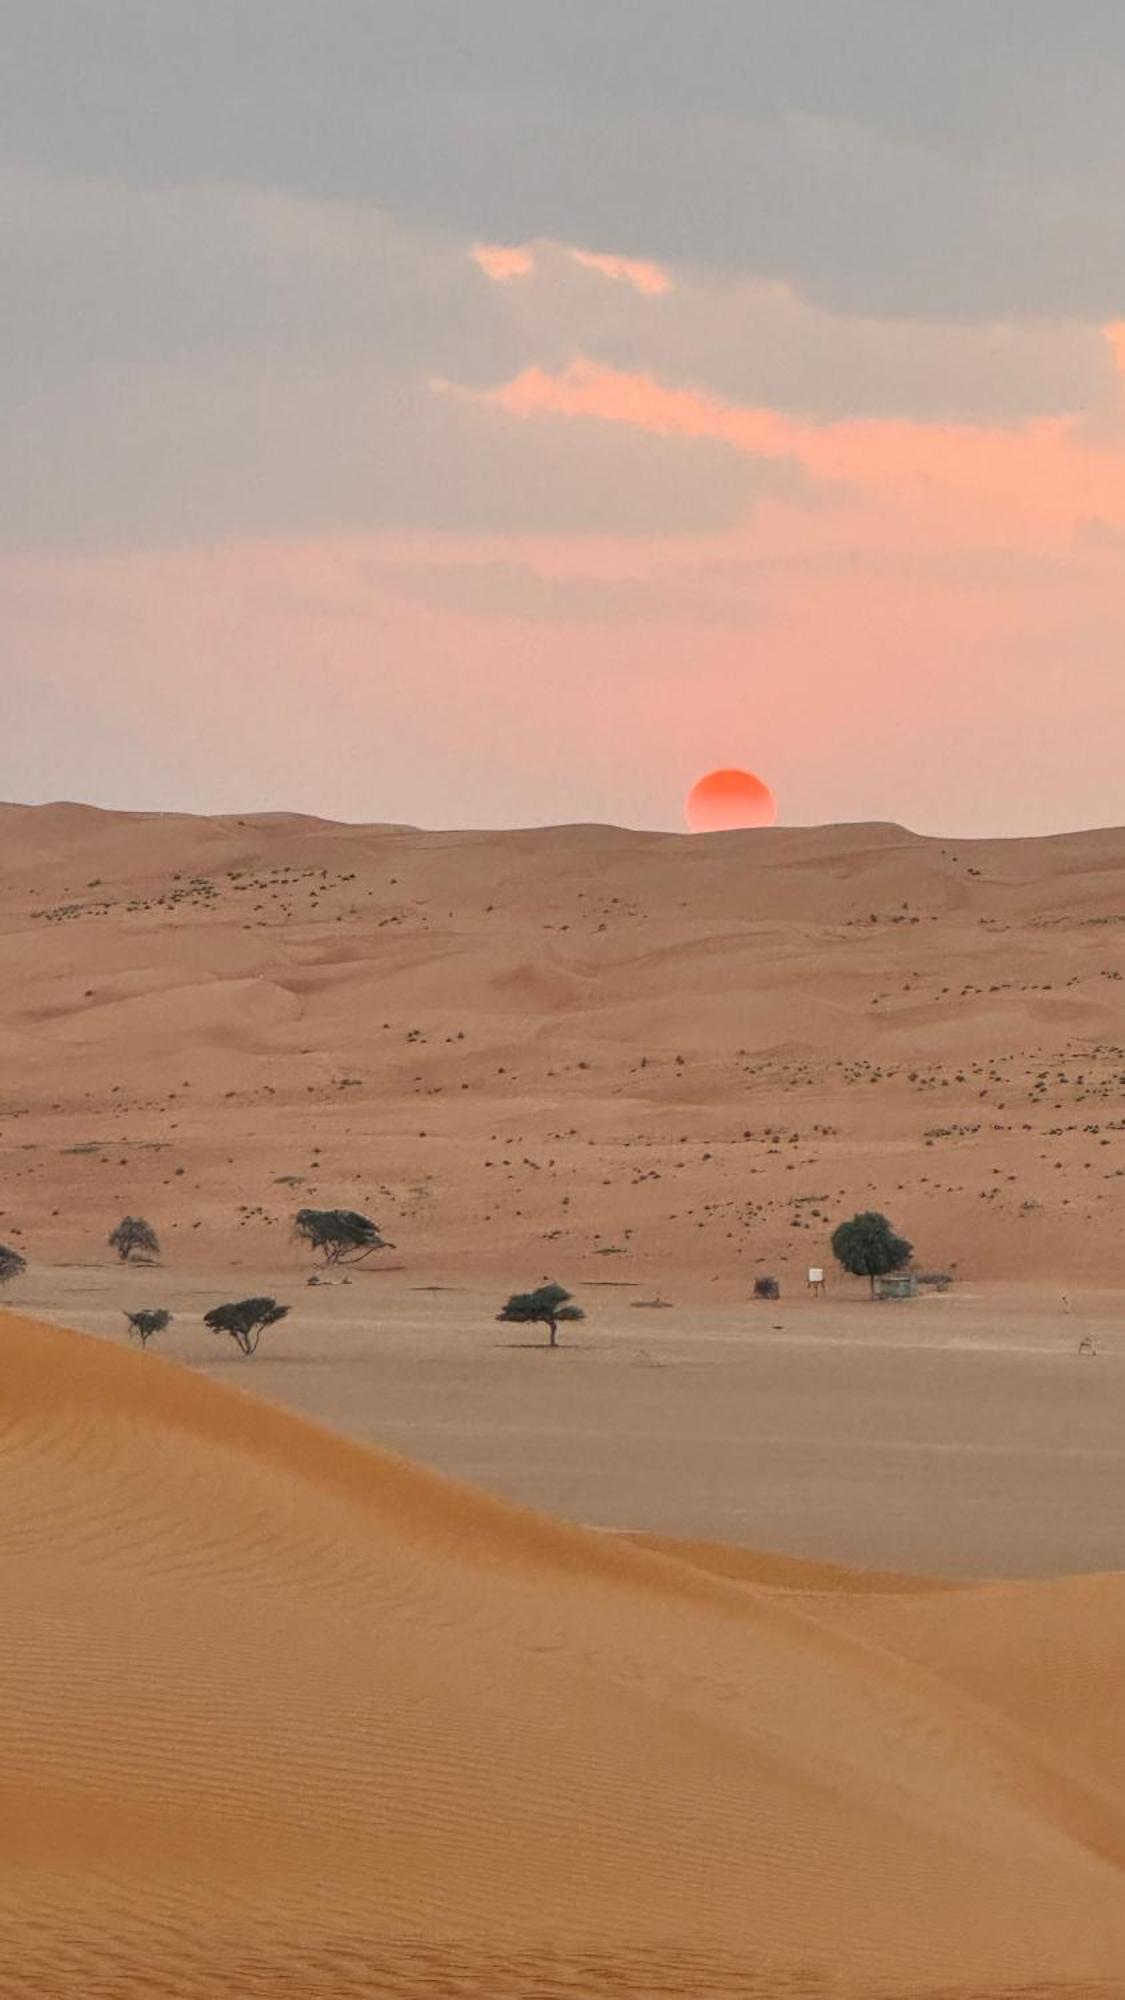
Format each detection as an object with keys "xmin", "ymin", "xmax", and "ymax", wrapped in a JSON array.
[
  {"xmin": 2, "ymin": 804, "xmax": 1125, "ymax": 1994},
  {"xmin": 7, "ymin": 8, "xmax": 1125, "ymax": 1990}
]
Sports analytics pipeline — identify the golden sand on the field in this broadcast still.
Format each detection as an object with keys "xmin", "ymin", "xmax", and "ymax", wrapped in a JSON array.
[{"xmin": 1, "ymin": 1312, "xmax": 1123, "ymax": 1997}]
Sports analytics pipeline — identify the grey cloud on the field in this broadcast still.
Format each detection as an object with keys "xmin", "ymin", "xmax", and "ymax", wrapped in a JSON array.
[
  {"xmin": 1, "ymin": 10, "xmax": 1120, "ymax": 555},
  {"xmin": 4, "ymin": 4, "xmax": 1125, "ymax": 318},
  {"xmin": 0, "ymin": 173, "xmax": 517, "ymax": 383},
  {"xmin": 1, "ymin": 346, "xmax": 794, "ymax": 550},
  {"xmin": 0, "ymin": 171, "xmax": 821, "ymax": 548},
  {"xmin": 493, "ymin": 244, "xmax": 1114, "ymax": 423}
]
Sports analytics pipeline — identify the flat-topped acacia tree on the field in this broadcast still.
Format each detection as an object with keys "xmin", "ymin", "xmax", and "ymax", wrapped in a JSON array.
[
  {"xmin": 293, "ymin": 1209, "xmax": 388, "ymax": 1265},
  {"xmin": 125, "ymin": 1308, "xmax": 171, "ymax": 1348},
  {"xmin": 497, "ymin": 1282, "xmax": 586, "ymax": 1350},
  {"xmin": 830, "ymin": 1211, "xmax": 913, "ymax": 1296},
  {"xmin": 0, "ymin": 1245, "xmax": 26, "ymax": 1286},
  {"xmin": 108, "ymin": 1216, "xmax": 160, "ymax": 1264},
  {"xmin": 203, "ymin": 1297, "xmax": 289, "ymax": 1357}
]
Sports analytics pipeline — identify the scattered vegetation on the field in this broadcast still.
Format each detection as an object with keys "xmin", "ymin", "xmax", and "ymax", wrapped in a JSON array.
[
  {"xmin": 125, "ymin": 1308, "xmax": 171, "ymax": 1347},
  {"xmin": 108, "ymin": 1215, "xmax": 160, "ymax": 1263},
  {"xmin": 294, "ymin": 1208, "xmax": 388, "ymax": 1264},
  {"xmin": 753, "ymin": 1274, "xmax": 780, "ymax": 1300},
  {"xmin": 497, "ymin": 1282, "xmax": 586, "ymax": 1349},
  {"xmin": 0, "ymin": 1245, "xmax": 27, "ymax": 1286},
  {"xmin": 203, "ymin": 1297, "xmax": 290, "ymax": 1356},
  {"xmin": 831, "ymin": 1212, "xmax": 913, "ymax": 1296}
]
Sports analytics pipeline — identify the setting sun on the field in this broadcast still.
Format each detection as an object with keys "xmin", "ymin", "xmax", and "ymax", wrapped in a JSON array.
[{"xmin": 685, "ymin": 768, "xmax": 778, "ymax": 832}]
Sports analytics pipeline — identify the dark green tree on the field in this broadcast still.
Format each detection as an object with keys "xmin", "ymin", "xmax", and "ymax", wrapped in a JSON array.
[
  {"xmin": 109, "ymin": 1216, "xmax": 160, "ymax": 1263},
  {"xmin": 497, "ymin": 1282, "xmax": 586, "ymax": 1349},
  {"xmin": 293, "ymin": 1209, "xmax": 388, "ymax": 1264},
  {"xmin": 0, "ymin": 1244, "xmax": 26, "ymax": 1286},
  {"xmin": 830, "ymin": 1211, "xmax": 913, "ymax": 1296},
  {"xmin": 125, "ymin": 1307, "xmax": 171, "ymax": 1347},
  {"xmin": 203, "ymin": 1297, "xmax": 290, "ymax": 1356}
]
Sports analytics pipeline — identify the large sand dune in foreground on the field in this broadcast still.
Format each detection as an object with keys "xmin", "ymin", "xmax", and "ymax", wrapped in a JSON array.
[
  {"xmin": 5, "ymin": 802, "xmax": 1125, "ymax": 1287},
  {"xmin": 3, "ymin": 1311, "xmax": 1124, "ymax": 1997}
]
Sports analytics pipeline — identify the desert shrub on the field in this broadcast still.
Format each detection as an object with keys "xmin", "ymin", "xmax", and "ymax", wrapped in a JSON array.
[
  {"xmin": 125, "ymin": 1308, "xmax": 171, "ymax": 1347},
  {"xmin": 915, "ymin": 1271, "xmax": 954, "ymax": 1293},
  {"xmin": 0, "ymin": 1245, "xmax": 26, "ymax": 1286},
  {"xmin": 830, "ymin": 1212, "xmax": 913, "ymax": 1296},
  {"xmin": 753, "ymin": 1274, "xmax": 780, "ymax": 1300},
  {"xmin": 203, "ymin": 1296, "xmax": 289, "ymax": 1356},
  {"xmin": 293, "ymin": 1209, "xmax": 387, "ymax": 1264},
  {"xmin": 109, "ymin": 1216, "xmax": 160, "ymax": 1263},
  {"xmin": 497, "ymin": 1282, "xmax": 586, "ymax": 1349}
]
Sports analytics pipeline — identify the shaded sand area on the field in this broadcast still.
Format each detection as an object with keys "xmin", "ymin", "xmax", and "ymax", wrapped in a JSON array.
[
  {"xmin": 25, "ymin": 1263, "xmax": 1125, "ymax": 1577},
  {"xmin": 3, "ymin": 1311, "xmax": 1125, "ymax": 1998},
  {"xmin": 6, "ymin": 802, "xmax": 1125, "ymax": 1290}
]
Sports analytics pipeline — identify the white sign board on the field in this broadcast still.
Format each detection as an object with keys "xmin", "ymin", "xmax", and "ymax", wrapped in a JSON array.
[{"xmin": 808, "ymin": 1267, "xmax": 824, "ymax": 1285}]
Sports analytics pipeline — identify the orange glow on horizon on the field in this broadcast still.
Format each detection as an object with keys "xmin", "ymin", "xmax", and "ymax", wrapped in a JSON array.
[{"xmin": 686, "ymin": 768, "xmax": 778, "ymax": 832}]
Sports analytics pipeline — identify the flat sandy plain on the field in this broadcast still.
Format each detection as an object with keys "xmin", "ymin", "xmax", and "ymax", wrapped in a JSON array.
[
  {"xmin": 3, "ymin": 804, "xmax": 1125, "ymax": 1995},
  {"xmin": 25, "ymin": 1261, "xmax": 1125, "ymax": 1579}
]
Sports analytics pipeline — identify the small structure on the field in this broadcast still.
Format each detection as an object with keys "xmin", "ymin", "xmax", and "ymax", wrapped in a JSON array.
[
  {"xmin": 807, "ymin": 1266, "xmax": 825, "ymax": 1296},
  {"xmin": 875, "ymin": 1273, "xmax": 918, "ymax": 1301}
]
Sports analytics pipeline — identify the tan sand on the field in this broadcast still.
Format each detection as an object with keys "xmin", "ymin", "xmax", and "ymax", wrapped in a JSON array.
[
  {"xmin": 5, "ymin": 805, "xmax": 1125, "ymax": 1992},
  {"xmin": 1, "ymin": 1309, "xmax": 1124, "ymax": 1998},
  {"xmin": 4, "ymin": 802, "xmax": 1125, "ymax": 1290}
]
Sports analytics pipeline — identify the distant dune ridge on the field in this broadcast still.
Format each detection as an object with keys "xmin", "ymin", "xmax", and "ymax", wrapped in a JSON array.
[
  {"xmin": 1, "ymin": 1310, "xmax": 1124, "ymax": 1997},
  {"xmin": 4, "ymin": 801, "xmax": 1125, "ymax": 1289}
]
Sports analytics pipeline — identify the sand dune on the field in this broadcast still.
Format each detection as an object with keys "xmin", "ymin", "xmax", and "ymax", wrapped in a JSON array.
[
  {"xmin": 2, "ymin": 1309, "xmax": 1123, "ymax": 1997},
  {"xmin": 4, "ymin": 803, "xmax": 1125, "ymax": 1292}
]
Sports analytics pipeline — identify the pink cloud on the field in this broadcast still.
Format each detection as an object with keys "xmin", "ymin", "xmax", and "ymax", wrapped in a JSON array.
[
  {"xmin": 481, "ymin": 358, "xmax": 1125, "ymax": 540},
  {"xmin": 568, "ymin": 248, "xmax": 672, "ymax": 295},
  {"xmin": 472, "ymin": 242, "xmax": 535, "ymax": 282},
  {"xmin": 472, "ymin": 239, "xmax": 672, "ymax": 294}
]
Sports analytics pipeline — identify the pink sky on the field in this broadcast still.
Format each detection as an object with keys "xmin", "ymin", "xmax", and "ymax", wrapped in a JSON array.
[{"xmin": 4, "ymin": 49, "xmax": 1125, "ymax": 836}]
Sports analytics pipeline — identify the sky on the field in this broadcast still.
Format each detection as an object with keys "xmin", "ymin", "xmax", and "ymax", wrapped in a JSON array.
[{"xmin": 3, "ymin": 1, "xmax": 1125, "ymax": 835}]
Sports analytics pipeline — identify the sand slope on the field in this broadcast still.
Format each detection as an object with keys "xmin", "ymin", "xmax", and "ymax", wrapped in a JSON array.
[
  {"xmin": 4, "ymin": 803, "xmax": 1125, "ymax": 1288},
  {"xmin": 2, "ymin": 1311, "xmax": 1123, "ymax": 1996}
]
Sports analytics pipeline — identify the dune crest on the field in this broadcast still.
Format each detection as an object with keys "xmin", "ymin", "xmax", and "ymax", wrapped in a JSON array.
[{"xmin": 0, "ymin": 1311, "xmax": 1122, "ymax": 1996}]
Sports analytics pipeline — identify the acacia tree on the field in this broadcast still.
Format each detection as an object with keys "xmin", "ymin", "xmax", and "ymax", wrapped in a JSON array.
[
  {"xmin": 293, "ymin": 1209, "xmax": 388, "ymax": 1265},
  {"xmin": 0, "ymin": 1245, "xmax": 26, "ymax": 1286},
  {"xmin": 109, "ymin": 1216, "xmax": 160, "ymax": 1264},
  {"xmin": 203, "ymin": 1296, "xmax": 289, "ymax": 1357},
  {"xmin": 497, "ymin": 1282, "xmax": 586, "ymax": 1350},
  {"xmin": 830, "ymin": 1211, "xmax": 913, "ymax": 1296},
  {"xmin": 125, "ymin": 1307, "xmax": 171, "ymax": 1347}
]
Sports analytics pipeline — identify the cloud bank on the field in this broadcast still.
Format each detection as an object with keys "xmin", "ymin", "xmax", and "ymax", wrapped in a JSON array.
[{"xmin": 2, "ymin": 4, "xmax": 1124, "ymax": 834}]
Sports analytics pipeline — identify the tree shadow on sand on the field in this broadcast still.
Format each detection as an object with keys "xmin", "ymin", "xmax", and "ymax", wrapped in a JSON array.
[{"xmin": 493, "ymin": 1340, "xmax": 586, "ymax": 1352}]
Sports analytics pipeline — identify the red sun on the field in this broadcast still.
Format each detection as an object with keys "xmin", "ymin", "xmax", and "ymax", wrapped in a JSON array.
[{"xmin": 685, "ymin": 768, "xmax": 778, "ymax": 832}]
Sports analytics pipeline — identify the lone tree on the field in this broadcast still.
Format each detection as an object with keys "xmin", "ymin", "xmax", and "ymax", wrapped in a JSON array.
[
  {"xmin": 497, "ymin": 1282, "xmax": 586, "ymax": 1350},
  {"xmin": 0, "ymin": 1244, "xmax": 26, "ymax": 1286},
  {"xmin": 831, "ymin": 1211, "xmax": 913, "ymax": 1296},
  {"xmin": 203, "ymin": 1296, "xmax": 289, "ymax": 1357},
  {"xmin": 294, "ymin": 1209, "xmax": 388, "ymax": 1265},
  {"xmin": 125, "ymin": 1308, "xmax": 171, "ymax": 1348},
  {"xmin": 108, "ymin": 1216, "xmax": 160, "ymax": 1264}
]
